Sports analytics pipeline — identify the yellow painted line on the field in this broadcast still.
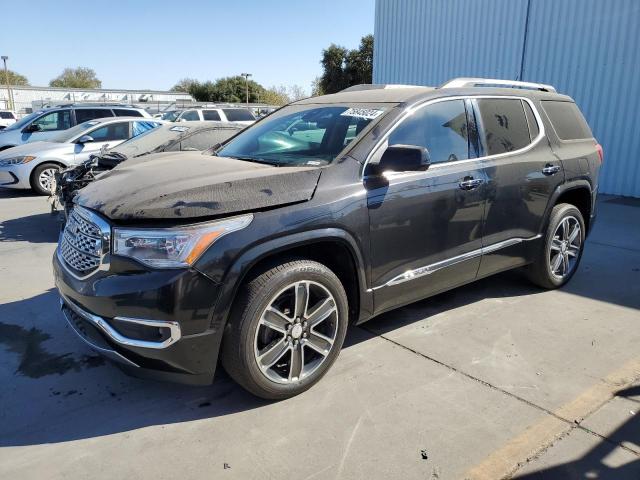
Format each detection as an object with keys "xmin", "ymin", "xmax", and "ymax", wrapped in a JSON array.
[{"xmin": 463, "ymin": 357, "xmax": 640, "ymax": 480}]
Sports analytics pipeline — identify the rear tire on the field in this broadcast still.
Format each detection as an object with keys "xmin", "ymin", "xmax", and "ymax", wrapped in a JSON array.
[
  {"xmin": 30, "ymin": 162, "xmax": 61, "ymax": 196},
  {"xmin": 221, "ymin": 260, "xmax": 349, "ymax": 400},
  {"xmin": 526, "ymin": 203, "xmax": 585, "ymax": 289}
]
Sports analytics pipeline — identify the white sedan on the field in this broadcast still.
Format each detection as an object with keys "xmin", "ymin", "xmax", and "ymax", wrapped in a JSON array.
[{"xmin": 0, "ymin": 117, "xmax": 160, "ymax": 195}]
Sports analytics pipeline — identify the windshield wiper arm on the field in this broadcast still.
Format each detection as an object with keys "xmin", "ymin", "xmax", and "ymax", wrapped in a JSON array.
[{"xmin": 225, "ymin": 155, "xmax": 280, "ymax": 167}]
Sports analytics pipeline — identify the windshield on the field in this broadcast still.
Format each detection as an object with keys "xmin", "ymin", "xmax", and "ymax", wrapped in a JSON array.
[
  {"xmin": 161, "ymin": 111, "xmax": 181, "ymax": 121},
  {"xmin": 50, "ymin": 120, "xmax": 101, "ymax": 143},
  {"xmin": 109, "ymin": 124, "xmax": 189, "ymax": 157},
  {"xmin": 217, "ymin": 104, "xmax": 388, "ymax": 166},
  {"xmin": 2, "ymin": 111, "xmax": 42, "ymax": 131}
]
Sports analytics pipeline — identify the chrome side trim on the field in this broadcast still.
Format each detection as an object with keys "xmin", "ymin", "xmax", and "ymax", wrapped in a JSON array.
[
  {"xmin": 361, "ymin": 95, "xmax": 547, "ymax": 178},
  {"xmin": 372, "ymin": 235, "xmax": 542, "ymax": 290},
  {"xmin": 59, "ymin": 293, "xmax": 181, "ymax": 349},
  {"xmin": 60, "ymin": 299, "xmax": 139, "ymax": 368},
  {"xmin": 440, "ymin": 77, "xmax": 556, "ymax": 93}
]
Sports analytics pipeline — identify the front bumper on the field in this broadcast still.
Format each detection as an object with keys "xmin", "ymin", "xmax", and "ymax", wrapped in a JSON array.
[
  {"xmin": 0, "ymin": 163, "xmax": 32, "ymax": 189},
  {"xmin": 53, "ymin": 248, "xmax": 224, "ymax": 385}
]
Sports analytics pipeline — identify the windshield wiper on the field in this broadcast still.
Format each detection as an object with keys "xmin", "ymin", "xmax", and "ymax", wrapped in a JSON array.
[{"xmin": 224, "ymin": 155, "xmax": 280, "ymax": 167}]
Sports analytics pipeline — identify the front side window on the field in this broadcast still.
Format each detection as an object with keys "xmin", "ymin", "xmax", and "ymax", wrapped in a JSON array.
[
  {"xmin": 75, "ymin": 108, "xmax": 113, "ymax": 123},
  {"xmin": 388, "ymin": 100, "xmax": 469, "ymax": 163},
  {"xmin": 181, "ymin": 110, "xmax": 200, "ymax": 121},
  {"xmin": 217, "ymin": 104, "xmax": 388, "ymax": 166},
  {"xmin": 88, "ymin": 122, "xmax": 130, "ymax": 141},
  {"xmin": 0, "ymin": 111, "xmax": 15, "ymax": 119},
  {"xmin": 31, "ymin": 110, "xmax": 72, "ymax": 132},
  {"xmin": 477, "ymin": 99, "xmax": 530, "ymax": 155}
]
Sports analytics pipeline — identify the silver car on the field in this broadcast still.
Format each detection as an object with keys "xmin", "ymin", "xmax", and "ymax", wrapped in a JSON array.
[{"xmin": 0, "ymin": 117, "xmax": 160, "ymax": 194}]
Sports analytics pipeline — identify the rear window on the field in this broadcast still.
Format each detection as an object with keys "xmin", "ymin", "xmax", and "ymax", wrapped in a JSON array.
[
  {"xmin": 0, "ymin": 111, "xmax": 15, "ymax": 119},
  {"xmin": 202, "ymin": 110, "xmax": 221, "ymax": 121},
  {"xmin": 222, "ymin": 109, "xmax": 255, "ymax": 122},
  {"xmin": 75, "ymin": 108, "xmax": 114, "ymax": 123},
  {"xmin": 114, "ymin": 108, "xmax": 144, "ymax": 117},
  {"xmin": 477, "ymin": 98, "xmax": 531, "ymax": 155},
  {"xmin": 541, "ymin": 101, "xmax": 592, "ymax": 140}
]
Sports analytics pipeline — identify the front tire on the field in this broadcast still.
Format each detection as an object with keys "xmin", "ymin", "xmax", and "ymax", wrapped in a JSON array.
[
  {"xmin": 526, "ymin": 203, "xmax": 585, "ymax": 289},
  {"xmin": 30, "ymin": 162, "xmax": 61, "ymax": 196},
  {"xmin": 221, "ymin": 260, "xmax": 349, "ymax": 400}
]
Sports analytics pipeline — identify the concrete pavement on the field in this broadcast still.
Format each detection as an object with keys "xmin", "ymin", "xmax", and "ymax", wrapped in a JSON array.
[{"xmin": 0, "ymin": 189, "xmax": 638, "ymax": 479}]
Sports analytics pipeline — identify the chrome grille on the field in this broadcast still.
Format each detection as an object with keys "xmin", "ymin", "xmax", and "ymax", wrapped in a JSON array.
[{"xmin": 59, "ymin": 209, "xmax": 105, "ymax": 276}]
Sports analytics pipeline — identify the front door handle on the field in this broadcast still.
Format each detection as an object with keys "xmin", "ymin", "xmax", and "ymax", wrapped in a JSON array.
[
  {"xmin": 458, "ymin": 177, "xmax": 484, "ymax": 190},
  {"xmin": 542, "ymin": 164, "xmax": 561, "ymax": 175}
]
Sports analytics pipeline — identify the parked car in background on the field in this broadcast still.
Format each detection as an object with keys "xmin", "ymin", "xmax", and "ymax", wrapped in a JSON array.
[
  {"xmin": 176, "ymin": 107, "xmax": 256, "ymax": 125},
  {"xmin": 0, "ymin": 110, "xmax": 17, "ymax": 129},
  {"xmin": 53, "ymin": 121, "xmax": 244, "ymax": 212},
  {"xmin": 159, "ymin": 110, "xmax": 182, "ymax": 122},
  {"xmin": 54, "ymin": 78, "xmax": 601, "ymax": 399},
  {"xmin": 0, "ymin": 104, "xmax": 151, "ymax": 151},
  {"xmin": 0, "ymin": 117, "xmax": 159, "ymax": 195}
]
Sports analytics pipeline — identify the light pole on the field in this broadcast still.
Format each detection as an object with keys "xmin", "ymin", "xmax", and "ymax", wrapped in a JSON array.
[
  {"xmin": 1, "ymin": 56, "xmax": 14, "ymax": 111},
  {"xmin": 240, "ymin": 73, "xmax": 252, "ymax": 106}
]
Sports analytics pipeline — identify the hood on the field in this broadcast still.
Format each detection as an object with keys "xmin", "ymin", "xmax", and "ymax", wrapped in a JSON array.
[
  {"xmin": 75, "ymin": 152, "xmax": 322, "ymax": 221},
  {"xmin": 0, "ymin": 141, "xmax": 66, "ymax": 158}
]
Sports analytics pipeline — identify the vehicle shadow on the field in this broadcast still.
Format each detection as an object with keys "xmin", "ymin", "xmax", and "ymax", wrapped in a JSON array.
[
  {"xmin": 513, "ymin": 385, "xmax": 640, "ymax": 479},
  {"xmin": 0, "ymin": 211, "xmax": 62, "ymax": 243}
]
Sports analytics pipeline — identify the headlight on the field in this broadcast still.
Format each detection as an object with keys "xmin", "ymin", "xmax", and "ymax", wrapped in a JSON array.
[
  {"xmin": 0, "ymin": 155, "xmax": 36, "ymax": 166},
  {"xmin": 113, "ymin": 214, "xmax": 253, "ymax": 268}
]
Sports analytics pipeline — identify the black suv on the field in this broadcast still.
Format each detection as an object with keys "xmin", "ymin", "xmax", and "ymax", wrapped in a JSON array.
[{"xmin": 54, "ymin": 78, "xmax": 602, "ymax": 399}]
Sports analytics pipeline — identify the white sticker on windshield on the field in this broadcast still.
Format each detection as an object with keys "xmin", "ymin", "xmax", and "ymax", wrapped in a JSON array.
[
  {"xmin": 340, "ymin": 108, "xmax": 384, "ymax": 120},
  {"xmin": 170, "ymin": 126, "xmax": 190, "ymax": 132}
]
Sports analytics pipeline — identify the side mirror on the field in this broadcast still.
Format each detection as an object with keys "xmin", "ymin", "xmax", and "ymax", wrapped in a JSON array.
[
  {"xmin": 77, "ymin": 135, "xmax": 94, "ymax": 144},
  {"xmin": 375, "ymin": 144, "xmax": 431, "ymax": 174},
  {"xmin": 24, "ymin": 123, "xmax": 41, "ymax": 133}
]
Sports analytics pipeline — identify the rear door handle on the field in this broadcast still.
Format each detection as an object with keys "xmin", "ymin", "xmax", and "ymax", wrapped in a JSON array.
[
  {"xmin": 458, "ymin": 177, "xmax": 484, "ymax": 190},
  {"xmin": 542, "ymin": 164, "xmax": 561, "ymax": 175}
]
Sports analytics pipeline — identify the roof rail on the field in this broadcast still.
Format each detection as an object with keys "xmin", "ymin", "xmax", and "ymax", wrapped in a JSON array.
[
  {"xmin": 439, "ymin": 77, "xmax": 556, "ymax": 93},
  {"xmin": 340, "ymin": 84, "xmax": 423, "ymax": 93}
]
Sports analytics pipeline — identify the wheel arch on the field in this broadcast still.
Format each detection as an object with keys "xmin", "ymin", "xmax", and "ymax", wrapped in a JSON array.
[
  {"xmin": 544, "ymin": 180, "xmax": 595, "ymax": 235},
  {"xmin": 207, "ymin": 228, "xmax": 373, "ymax": 339}
]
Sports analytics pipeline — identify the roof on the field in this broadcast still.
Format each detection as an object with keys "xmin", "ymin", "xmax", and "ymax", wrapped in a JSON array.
[{"xmin": 294, "ymin": 83, "xmax": 571, "ymax": 106}]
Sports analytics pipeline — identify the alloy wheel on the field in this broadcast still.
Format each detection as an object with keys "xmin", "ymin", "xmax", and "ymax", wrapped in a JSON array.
[
  {"xmin": 38, "ymin": 167, "xmax": 58, "ymax": 193},
  {"xmin": 549, "ymin": 215, "xmax": 582, "ymax": 279},
  {"xmin": 253, "ymin": 280, "xmax": 339, "ymax": 384}
]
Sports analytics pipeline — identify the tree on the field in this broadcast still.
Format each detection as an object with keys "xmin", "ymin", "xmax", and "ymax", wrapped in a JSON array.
[
  {"xmin": 345, "ymin": 34, "xmax": 373, "ymax": 86},
  {"xmin": 49, "ymin": 67, "xmax": 101, "ymax": 88},
  {"xmin": 261, "ymin": 86, "xmax": 290, "ymax": 106},
  {"xmin": 286, "ymin": 85, "xmax": 307, "ymax": 102},
  {"xmin": 311, "ymin": 77, "xmax": 324, "ymax": 97},
  {"xmin": 1, "ymin": 69, "xmax": 29, "ymax": 86},
  {"xmin": 170, "ymin": 78, "xmax": 198, "ymax": 92},
  {"xmin": 319, "ymin": 44, "xmax": 349, "ymax": 95},
  {"xmin": 318, "ymin": 35, "xmax": 373, "ymax": 94}
]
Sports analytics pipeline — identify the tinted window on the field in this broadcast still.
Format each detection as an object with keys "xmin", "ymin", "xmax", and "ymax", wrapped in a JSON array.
[
  {"xmin": 542, "ymin": 100, "xmax": 592, "ymax": 140},
  {"xmin": 477, "ymin": 99, "xmax": 531, "ymax": 155},
  {"xmin": 523, "ymin": 100, "xmax": 540, "ymax": 141},
  {"xmin": 32, "ymin": 110, "xmax": 72, "ymax": 131},
  {"xmin": 202, "ymin": 110, "xmax": 221, "ymax": 121},
  {"xmin": 388, "ymin": 100, "xmax": 469, "ymax": 163},
  {"xmin": 114, "ymin": 108, "xmax": 143, "ymax": 117},
  {"xmin": 0, "ymin": 111, "xmax": 15, "ymax": 119},
  {"xmin": 222, "ymin": 109, "xmax": 255, "ymax": 121},
  {"xmin": 88, "ymin": 122, "xmax": 129, "ymax": 141},
  {"xmin": 181, "ymin": 110, "xmax": 200, "ymax": 121},
  {"xmin": 75, "ymin": 108, "xmax": 114, "ymax": 123}
]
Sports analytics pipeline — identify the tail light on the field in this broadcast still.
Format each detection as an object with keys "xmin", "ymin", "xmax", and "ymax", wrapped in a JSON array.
[{"xmin": 596, "ymin": 143, "xmax": 604, "ymax": 164}]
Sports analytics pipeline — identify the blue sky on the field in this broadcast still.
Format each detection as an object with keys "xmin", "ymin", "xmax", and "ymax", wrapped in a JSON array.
[{"xmin": 0, "ymin": 0, "xmax": 375, "ymax": 93}]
